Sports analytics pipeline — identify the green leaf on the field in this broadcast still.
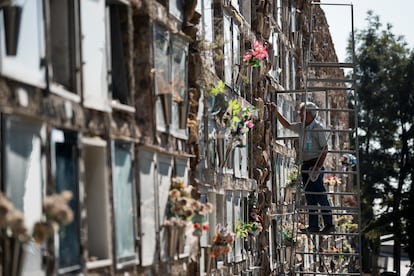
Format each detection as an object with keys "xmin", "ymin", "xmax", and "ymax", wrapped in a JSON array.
[{"xmin": 210, "ymin": 80, "xmax": 225, "ymax": 96}]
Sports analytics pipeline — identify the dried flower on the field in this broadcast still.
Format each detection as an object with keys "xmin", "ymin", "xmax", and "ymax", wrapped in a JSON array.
[
  {"xmin": 43, "ymin": 191, "xmax": 74, "ymax": 226},
  {"xmin": 211, "ymin": 224, "xmax": 235, "ymax": 258},
  {"xmin": 0, "ymin": 193, "xmax": 14, "ymax": 227},
  {"xmin": 169, "ymin": 189, "xmax": 181, "ymax": 198},
  {"xmin": 166, "ymin": 178, "xmax": 213, "ymax": 231},
  {"xmin": 324, "ymin": 175, "xmax": 342, "ymax": 186},
  {"xmin": 7, "ymin": 209, "xmax": 28, "ymax": 240},
  {"xmin": 32, "ymin": 221, "xmax": 55, "ymax": 244}
]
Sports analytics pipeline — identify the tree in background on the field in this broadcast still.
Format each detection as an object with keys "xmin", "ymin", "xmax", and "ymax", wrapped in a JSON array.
[{"xmin": 350, "ymin": 11, "xmax": 414, "ymax": 274}]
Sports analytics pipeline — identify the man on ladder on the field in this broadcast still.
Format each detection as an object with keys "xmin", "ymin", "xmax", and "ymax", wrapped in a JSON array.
[{"xmin": 268, "ymin": 101, "xmax": 335, "ymax": 234}]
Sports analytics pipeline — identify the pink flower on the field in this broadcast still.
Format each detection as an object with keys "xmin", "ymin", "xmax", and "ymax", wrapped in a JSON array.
[
  {"xmin": 245, "ymin": 121, "xmax": 254, "ymax": 128},
  {"xmin": 243, "ymin": 52, "xmax": 253, "ymax": 62},
  {"xmin": 252, "ymin": 41, "xmax": 268, "ymax": 61}
]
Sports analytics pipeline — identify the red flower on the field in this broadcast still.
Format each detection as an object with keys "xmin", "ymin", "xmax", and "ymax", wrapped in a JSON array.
[
  {"xmin": 202, "ymin": 224, "xmax": 209, "ymax": 231},
  {"xmin": 193, "ymin": 223, "xmax": 200, "ymax": 229}
]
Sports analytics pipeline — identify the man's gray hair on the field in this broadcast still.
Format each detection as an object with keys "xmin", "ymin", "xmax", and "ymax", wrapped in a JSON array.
[{"xmin": 300, "ymin": 102, "xmax": 319, "ymax": 118}]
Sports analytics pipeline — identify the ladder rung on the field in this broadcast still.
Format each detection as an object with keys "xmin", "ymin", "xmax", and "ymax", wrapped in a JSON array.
[
  {"xmin": 303, "ymin": 191, "xmax": 359, "ymax": 196},
  {"xmin": 326, "ymin": 149, "xmax": 357, "ymax": 154},
  {"xmin": 297, "ymin": 210, "xmax": 359, "ymax": 215},
  {"xmin": 302, "ymin": 170, "xmax": 358, "ymax": 175},
  {"xmin": 304, "ymin": 149, "xmax": 357, "ymax": 154},
  {"xmin": 275, "ymin": 136, "xmax": 299, "ymax": 140},
  {"xmin": 308, "ymin": 62, "xmax": 355, "ymax": 68},
  {"xmin": 275, "ymin": 89, "xmax": 308, "ymax": 93},
  {"xmin": 307, "ymin": 78, "xmax": 353, "ymax": 83},
  {"xmin": 306, "ymin": 107, "xmax": 356, "ymax": 113},
  {"xmin": 294, "ymin": 271, "xmax": 360, "ymax": 275},
  {"xmin": 305, "ymin": 128, "xmax": 355, "ymax": 133},
  {"xmin": 296, "ymin": 205, "xmax": 359, "ymax": 211},
  {"xmin": 296, "ymin": 231, "xmax": 360, "ymax": 237},
  {"xmin": 295, "ymin": 251, "xmax": 359, "ymax": 257},
  {"xmin": 307, "ymin": 86, "xmax": 354, "ymax": 91},
  {"xmin": 270, "ymin": 212, "xmax": 295, "ymax": 217}
]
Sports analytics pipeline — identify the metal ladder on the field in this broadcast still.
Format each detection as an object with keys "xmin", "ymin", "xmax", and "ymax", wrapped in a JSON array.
[{"xmin": 289, "ymin": 2, "xmax": 363, "ymax": 275}]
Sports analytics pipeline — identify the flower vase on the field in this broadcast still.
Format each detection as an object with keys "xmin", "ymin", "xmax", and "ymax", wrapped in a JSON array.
[
  {"xmin": 177, "ymin": 225, "xmax": 187, "ymax": 254},
  {"xmin": 216, "ymin": 135, "xmax": 225, "ymax": 168},
  {"xmin": 3, "ymin": 5, "xmax": 22, "ymax": 56},
  {"xmin": 235, "ymin": 65, "xmax": 247, "ymax": 88},
  {"xmin": 158, "ymin": 93, "xmax": 172, "ymax": 125},
  {"xmin": 178, "ymin": 101, "xmax": 188, "ymax": 129},
  {"xmin": 167, "ymin": 226, "xmax": 179, "ymax": 258},
  {"xmin": 2, "ymin": 237, "xmax": 26, "ymax": 276},
  {"xmin": 221, "ymin": 138, "xmax": 240, "ymax": 168}
]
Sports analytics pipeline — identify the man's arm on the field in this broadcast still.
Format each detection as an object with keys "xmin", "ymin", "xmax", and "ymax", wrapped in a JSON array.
[
  {"xmin": 316, "ymin": 145, "xmax": 328, "ymax": 169},
  {"xmin": 268, "ymin": 102, "xmax": 292, "ymax": 129}
]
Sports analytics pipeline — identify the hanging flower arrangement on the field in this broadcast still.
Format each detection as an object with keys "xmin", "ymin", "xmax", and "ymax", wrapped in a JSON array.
[
  {"xmin": 235, "ymin": 220, "xmax": 263, "ymax": 238},
  {"xmin": 243, "ymin": 40, "xmax": 269, "ymax": 67},
  {"xmin": 228, "ymin": 99, "xmax": 255, "ymax": 137},
  {"xmin": 287, "ymin": 164, "xmax": 300, "ymax": 187},
  {"xmin": 209, "ymin": 81, "xmax": 257, "ymax": 140},
  {"xmin": 210, "ymin": 223, "xmax": 235, "ymax": 258},
  {"xmin": 164, "ymin": 178, "xmax": 213, "ymax": 229}
]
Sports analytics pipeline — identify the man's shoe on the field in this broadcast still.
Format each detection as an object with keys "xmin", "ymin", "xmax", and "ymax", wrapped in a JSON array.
[
  {"xmin": 320, "ymin": 225, "xmax": 335, "ymax": 234},
  {"xmin": 299, "ymin": 226, "xmax": 320, "ymax": 234}
]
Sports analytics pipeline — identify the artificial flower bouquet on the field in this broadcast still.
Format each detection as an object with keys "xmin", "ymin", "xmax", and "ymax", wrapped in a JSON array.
[{"xmin": 243, "ymin": 40, "xmax": 269, "ymax": 67}]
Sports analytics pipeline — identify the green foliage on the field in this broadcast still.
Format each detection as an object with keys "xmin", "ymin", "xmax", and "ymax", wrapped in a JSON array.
[
  {"xmin": 235, "ymin": 220, "xmax": 261, "ymax": 238},
  {"xmin": 210, "ymin": 80, "xmax": 225, "ymax": 96},
  {"xmin": 287, "ymin": 165, "xmax": 300, "ymax": 187}
]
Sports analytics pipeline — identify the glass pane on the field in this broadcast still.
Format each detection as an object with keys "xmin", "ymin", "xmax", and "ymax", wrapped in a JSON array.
[
  {"xmin": 171, "ymin": 38, "xmax": 187, "ymax": 105},
  {"xmin": 158, "ymin": 155, "xmax": 172, "ymax": 226},
  {"xmin": 232, "ymin": 24, "xmax": 240, "ymax": 86},
  {"xmin": 4, "ymin": 117, "xmax": 44, "ymax": 275},
  {"xmin": 158, "ymin": 155, "xmax": 172, "ymax": 260},
  {"xmin": 81, "ymin": 0, "xmax": 109, "ymax": 110},
  {"xmin": 277, "ymin": 0, "xmax": 282, "ymax": 27},
  {"xmin": 138, "ymin": 150, "xmax": 156, "ymax": 266},
  {"xmin": 223, "ymin": 14, "xmax": 232, "ymax": 85},
  {"xmin": 169, "ymin": 0, "xmax": 183, "ymax": 21},
  {"xmin": 240, "ymin": 144, "xmax": 248, "ymax": 178},
  {"xmin": 171, "ymin": 36, "xmax": 188, "ymax": 130},
  {"xmin": 234, "ymin": 193, "xmax": 241, "ymax": 261},
  {"xmin": 113, "ymin": 141, "xmax": 136, "ymax": 262},
  {"xmin": 225, "ymin": 192, "xmax": 233, "ymax": 260},
  {"xmin": 50, "ymin": 0, "xmax": 74, "ymax": 91},
  {"xmin": 153, "ymin": 25, "xmax": 169, "ymax": 95},
  {"xmin": 84, "ymin": 144, "xmax": 111, "ymax": 260},
  {"xmin": 0, "ymin": 0, "xmax": 45, "ymax": 86},
  {"xmin": 153, "ymin": 25, "xmax": 170, "ymax": 127},
  {"xmin": 202, "ymin": 0, "xmax": 213, "ymax": 42},
  {"xmin": 234, "ymin": 148, "xmax": 241, "ymax": 178},
  {"xmin": 109, "ymin": 5, "xmax": 129, "ymax": 104},
  {"xmin": 52, "ymin": 130, "xmax": 81, "ymax": 271}
]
